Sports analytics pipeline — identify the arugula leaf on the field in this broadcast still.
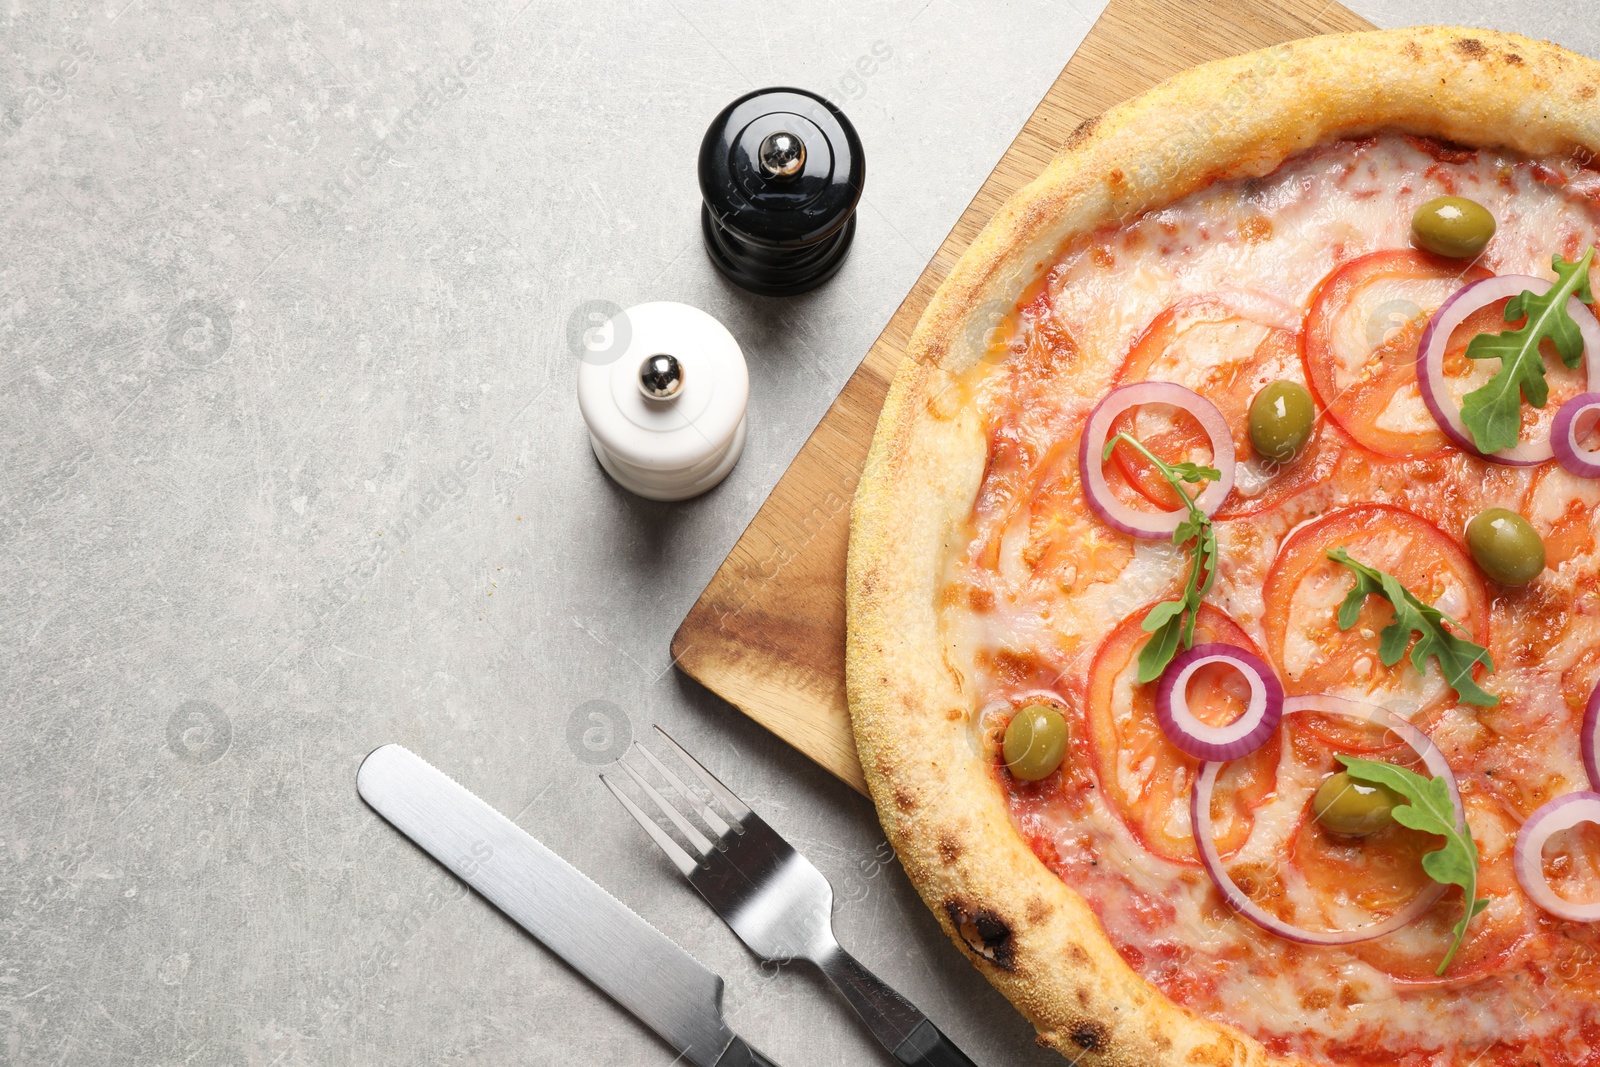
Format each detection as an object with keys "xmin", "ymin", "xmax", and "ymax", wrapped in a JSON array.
[
  {"xmin": 1326, "ymin": 548, "xmax": 1497, "ymax": 707},
  {"xmin": 1101, "ymin": 433, "xmax": 1220, "ymax": 682},
  {"xmin": 1164, "ymin": 459, "xmax": 1222, "ymax": 485},
  {"xmin": 1461, "ymin": 248, "xmax": 1596, "ymax": 453},
  {"xmin": 1336, "ymin": 755, "xmax": 1489, "ymax": 976}
]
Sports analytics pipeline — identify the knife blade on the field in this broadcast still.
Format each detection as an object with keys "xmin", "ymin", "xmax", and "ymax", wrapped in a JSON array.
[{"xmin": 357, "ymin": 743, "xmax": 779, "ymax": 1067}]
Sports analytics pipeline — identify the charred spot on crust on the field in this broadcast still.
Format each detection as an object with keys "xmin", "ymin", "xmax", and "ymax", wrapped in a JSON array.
[
  {"xmin": 1070, "ymin": 1021, "xmax": 1108, "ymax": 1052},
  {"xmin": 937, "ymin": 835, "xmax": 962, "ymax": 864},
  {"xmin": 1583, "ymin": 84, "xmax": 1598, "ymax": 100},
  {"xmin": 1505, "ymin": 51, "xmax": 1524, "ymax": 65},
  {"xmin": 1064, "ymin": 115, "xmax": 1100, "ymax": 150},
  {"xmin": 1454, "ymin": 37, "xmax": 1487, "ymax": 59},
  {"xmin": 1025, "ymin": 896, "xmax": 1051, "ymax": 925},
  {"xmin": 945, "ymin": 901, "xmax": 1015, "ymax": 969},
  {"xmin": 893, "ymin": 787, "xmax": 917, "ymax": 813},
  {"xmin": 1402, "ymin": 40, "xmax": 1422, "ymax": 60}
]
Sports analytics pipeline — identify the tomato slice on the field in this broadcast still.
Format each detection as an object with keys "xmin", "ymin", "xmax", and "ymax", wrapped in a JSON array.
[
  {"xmin": 1523, "ymin": 462, "xmax": 1600, "ymax": 569},
  {"xmin": 1545, "ymin": 826, "xmax": 1600, "ymax": 992},
  {"xmin": 971, "ymin": 431, "xmax": 1136, "ymax": 596},
  {"xmin": 1262, "ymin": 504, "xmax": 1492, "ymax": 736},
  {"xmin": 1086, "ymin": 604, "xmax": 1278, "ymax": 864},
  {"xmin": 1302, "ymin": 250, "xmax": 1492, "ymax": 458},
  {"xmin": 1202, "ymin": 746, "xmax": 1538, "ymax": 986},
  {"xmin": 1432, "ymin": 295, "xmax": 1592, "ymax": 458},
  {"xmin": 1286, "ymin": 781, "xmax": 1443, "ymax": 915},
  {"xmin": 1566, "ymin": 645, "xmax": 1600, "ymax": 716},
  {"xmin": 1343, "ymin": 785, "xmax": 1540, "ymax": 985},
  {"xmin": 1024, "ymin": 442, "xmax": 1138, "ymax": 594},
  {"xmin": 1111, "ymin": 295, "xmax": 1337, "ymax": 518}
]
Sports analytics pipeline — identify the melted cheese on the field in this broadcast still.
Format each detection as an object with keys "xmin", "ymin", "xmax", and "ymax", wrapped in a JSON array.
[{"xmin": 944, "ymin": 135, "xmax": 1600, "ymax": 1065}]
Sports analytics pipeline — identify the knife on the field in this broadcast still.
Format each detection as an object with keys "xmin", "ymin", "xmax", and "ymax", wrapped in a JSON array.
[{"xmin": 357, "ymin": 743, "xmax": 780, "ymax": 1067}]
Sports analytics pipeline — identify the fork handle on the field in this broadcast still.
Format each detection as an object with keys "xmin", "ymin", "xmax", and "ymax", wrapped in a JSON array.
[
  {"xmin": 812, "ymin": 945, "xmax": 977, "ymax": 1066},
  {"xmin": 892, "ymin": 1018, "xmax": 979, "ymax": 1067},
  {"xmin": 715, "ymin": 1035, "xmax": 780, "ymax": 1067}
]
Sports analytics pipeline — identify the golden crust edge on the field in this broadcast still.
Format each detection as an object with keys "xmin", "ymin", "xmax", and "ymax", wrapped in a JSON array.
[{"xmin": 848, "ymin": 26, "xmax": 1600, "ymax": 1067}]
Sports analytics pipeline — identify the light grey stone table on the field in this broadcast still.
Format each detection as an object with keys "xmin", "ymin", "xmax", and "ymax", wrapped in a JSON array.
[{"xmin": 4, "ymin": 2, "xmax": 1596, "ymax": 1064}]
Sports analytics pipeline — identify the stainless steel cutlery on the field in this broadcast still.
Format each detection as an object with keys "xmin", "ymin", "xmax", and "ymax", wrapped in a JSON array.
[
  {"xmin": 604, "ymin": 728, "xmax": 979, "ymax": 1067},
  {"xmin": 358, "ymin": 744, "xmax": 781, "ymax": 1067}
]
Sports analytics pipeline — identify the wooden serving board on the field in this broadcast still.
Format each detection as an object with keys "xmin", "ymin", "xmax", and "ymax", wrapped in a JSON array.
[{"xmin": 672, "ymin": 0, "xmax": 1375, "ymax": 794}]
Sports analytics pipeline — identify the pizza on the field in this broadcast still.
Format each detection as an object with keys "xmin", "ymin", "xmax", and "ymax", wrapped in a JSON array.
[{"xmin": 846, "ymin": 27, "xmax": 1600, "ymax": 1067}]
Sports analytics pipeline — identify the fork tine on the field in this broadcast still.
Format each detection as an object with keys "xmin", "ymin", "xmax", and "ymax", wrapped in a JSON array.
[
  {"xmin": 617, "ymin": 751, "xmax": 717, "ymax": 857},
  {"xmin": 601, "ymin": 774, "xmax": 699, "ymax": 877},
  {"xmin": 637, "ymin": 744, "xmax": 732, "ymax": 837},
  {"xmin": 653, "ymin": 727, "xmax": 752, "ymax": 822}
]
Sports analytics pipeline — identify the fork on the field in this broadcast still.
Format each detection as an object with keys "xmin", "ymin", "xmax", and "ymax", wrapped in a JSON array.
[{"xmin": 602, "ymin": 727, "xmax": 979, "ymax": 1067}]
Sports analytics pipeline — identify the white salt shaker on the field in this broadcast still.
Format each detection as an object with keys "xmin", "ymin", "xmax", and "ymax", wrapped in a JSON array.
[{"xmin": 576, "ymin": 301, "xmax": 748, "ymax": 501}]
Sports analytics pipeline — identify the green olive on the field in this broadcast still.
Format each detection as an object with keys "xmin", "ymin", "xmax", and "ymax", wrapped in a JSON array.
[
  {"xmin": 1411, "ymin": 196, "xmax": 1496, "ymax": 259},
  {"xmin": 1313, "ymin": 771, "xmax": 1402, "ymax": 836},
  {"xmin": 1248, "ymin": 381, "xmax": 1316, "ymax": 462},
  {"xmin": 1003, "ymin": 704, "xmax": 1069, "ymax": 782},
  {"xmin": 1466, "ymin": 507, "xmax": 1546, "ymax": 586}
]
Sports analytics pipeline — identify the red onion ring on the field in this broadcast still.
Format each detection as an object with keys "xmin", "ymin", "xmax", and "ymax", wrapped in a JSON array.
[
  {"xmin": 1078, "ymin": 382, "xmax": 1235, "ymax": 539},
  {"xmin": 1513, "ymin": 791, "xmax": 1600, "ymax": 922},
  {"xmin": 1584, "ymin": 680, "xmax": 1600, "ymax": 792},
  {"xmin": 1553, "ymin": 393, "xmax": 1600, "ymax": 478},
  {"xmin": 1155, "ymin": 643, "xmax": 1283, "ymax": 760},
  {"xmin": 1190, "ymin": 694, "xmax": 1459, "ymax": 945},
  {"xmin": 1417, "ymin": 275, "xmax": 1600, "ymax": 465}
]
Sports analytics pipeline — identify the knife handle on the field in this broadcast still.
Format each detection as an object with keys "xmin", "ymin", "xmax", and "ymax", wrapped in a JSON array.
[
  {"xmin": 715, "ymin": 1036, "xmax": 781, "ymax": 1067},
  {"xmin": 891, "ymin": 1018, "xmax": 979, "ymax": 1067}
]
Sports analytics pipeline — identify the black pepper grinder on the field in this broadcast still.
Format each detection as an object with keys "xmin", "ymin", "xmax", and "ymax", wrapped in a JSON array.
[{"xmin": 698, "ymin": 87, "xmax": 865, "ymax": 297}]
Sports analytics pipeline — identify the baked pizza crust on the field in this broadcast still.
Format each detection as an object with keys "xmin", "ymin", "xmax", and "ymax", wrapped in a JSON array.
[{"xmin": 846, "ymin": 27, "xmax": 1600, "ymax": 1066}]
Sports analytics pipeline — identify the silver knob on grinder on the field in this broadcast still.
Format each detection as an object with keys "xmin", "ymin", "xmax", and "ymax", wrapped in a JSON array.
[
  {"xmin": 757, "ymin": 132, "xmax": 806, "ymax": 179},
  {"xmin": 638, "ymin": 353, "xmax": 684, "ymax": 400}
]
